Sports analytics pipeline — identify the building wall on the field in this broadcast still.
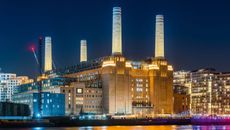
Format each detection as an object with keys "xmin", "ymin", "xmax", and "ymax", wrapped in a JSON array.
[
  {"xmin": 13, "ymin": 56, "xmax": 174, "ymax": 117},
  {"xmin": 173, "ymin": 94, "xmax": 190, "ymax": 114},
  {"xmin": 0, "ymin": 73, "xmax": 32, "ymax": 102},
  {"xmin": 64, "ymin": 56, "xmax": 173, "ymax": 116},
  {"xmin": 65, "ymin": 56, "xmax": 133, "ymax": 115},
  {"xmin": 189, "ymin": 69, "xmax": 214, "ymax": 114},
  {"xmin": 60, "ymin": 82, "xmax": 102, "ymax": 115},
  {"xmin": 13, "ymin": 92, "xmax": 65, "ymax": 117},
  {"xmin": 129, "ymin": 69, "xmax": 152, "ymax": 116},
  {"xmin": 150, "ymin": 58, "xmax": 173, "ymax": 114},
  {"xmin": 0, "ymin": 102, "xmax": 30, "ymax": 116},
  {"xmin": 83, "ymin": 86, "xmax": 102, "ymax": 114},
  {"xmin": 212, "ymin": 73, "xmax": 230, "ymax": 114},
  {"xmin": 101, "ymin": 56, "xmax": 132, "ymax": 115},
  {"xmin": 174, "ymin": 69, "xmax": 230, "ymax": 115}
]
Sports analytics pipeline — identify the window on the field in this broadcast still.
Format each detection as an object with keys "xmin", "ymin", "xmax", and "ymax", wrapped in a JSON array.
[
  {"xmin": 77, "ymin": 88, "xmax": 83, "ymax": 94},
  {"xmin": 136, "ymin": 88, "xmax": 143, "ymax": 92}
]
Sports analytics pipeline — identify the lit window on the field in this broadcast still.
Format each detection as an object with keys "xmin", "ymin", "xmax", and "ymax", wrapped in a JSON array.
[
  {"xmin": 77, "ymin": 88, "xmax": 83, "ymax": 94},
  {"xmin": 136, "ymin": 88, "xmax": 143, "ymax": 92}
]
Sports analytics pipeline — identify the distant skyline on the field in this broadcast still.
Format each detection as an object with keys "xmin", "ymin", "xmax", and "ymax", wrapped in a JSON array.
[{"xmin": 0, "ymin": 0, "xmax": 229, "ymax": 78}]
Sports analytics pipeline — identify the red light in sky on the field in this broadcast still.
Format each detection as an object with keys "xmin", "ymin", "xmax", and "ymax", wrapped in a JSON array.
[{"xmin": 28, "ymin": 43, "xmax": 36, "ymax": 52}]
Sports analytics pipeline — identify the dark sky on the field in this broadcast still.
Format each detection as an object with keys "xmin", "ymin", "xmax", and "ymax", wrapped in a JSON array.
[{"xmin": 0, "ymin": 0, "xmax": 229, "ymax": 78}]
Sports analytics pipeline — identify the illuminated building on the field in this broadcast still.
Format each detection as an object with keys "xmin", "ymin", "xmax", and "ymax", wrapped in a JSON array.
[
  {"xmin": 13, "ymin": 7, "xmax": 174, "ymax": 117},
  {"xmin": 173, "ymin": 71, "xmax": 191, "ymax": 114},
  {"xmin": 112, "ymin": 7, "xmax": 122, "ymax": 55},
  {"xmin": 173, "ymin": 69, "xmax": 215, "ymax": 115},
  {"xmin": 149, "ymin": 15, "xmax": 174, "ymax": 114},
  {"xmin": 60, "ymin": 82, "xmax": 102, "ymax": 115},
  {"xmin": 13, "ymin": 92, "xmax": 65, "ymax": 117},
  {"xmin": 130, "ymin": 67, "xmax": 152, "ymax": 117},
  {"xmin": 173, "ymin": 85, "xmax": 190, "ymax": 114},
  {"xmin": 101, "ymin": 56, "xmax": 132, "ymax": 114},
  {"xmin": 63, "ymin": 13, "xmax": 174, "ymax": 116},
  {"xmin": 189, "ymin": 68, "xmax": 216, "ymax": 115},
  {"xmin": 80, "ymin": 40, "xmax": 87, "ymax": 62},
  {"xmin": 64, "ymin": 56, "xmax": 174, "ymax": 116},
  {"xmin": 173, "ymin": 70, "xmax": 190, "ymax": 86},
  {"xmin": 13, "ymin": 77, "xmax": 66, "ymax": 116},
  {"xmin": 215, "ymin": 72, "xmax": 230, "ymax": 114},
  {"xmin": 44, "ymin": 36, "xmax": 52, "ymax": 72},
  {"xmin": 174, "ymin": 69, "xmax": 230, "ymax": 115},
  {"xmin": 17, "ymin": 76, "xmax": 34, "ymax": 84},
  {"xmin": 14, "ymin": 71, "xmax": 102, "ymax": 116},
  {"xmin": 0, "ymin": 72, "xmax": 33, "ymax": 102}
]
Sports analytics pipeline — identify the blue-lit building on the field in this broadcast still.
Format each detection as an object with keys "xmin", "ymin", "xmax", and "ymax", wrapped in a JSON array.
[
  {"xmin": 15, "ymin": 77, "xmax": 67, "ymax": 94},
  {"xmin": 33, "ymin": 92, "xmax": 65, "ymax": 117},
  {"xmin": 13, "ymin": 92, "xmax": 65, "ymax": 117},
  {"xmin": 12, "ymin": 77, "xmax": 68, "ymax": 117}
]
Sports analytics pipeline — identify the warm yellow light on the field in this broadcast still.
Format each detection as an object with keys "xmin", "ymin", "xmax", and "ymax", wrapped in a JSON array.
[
  {"xmin": 167, "ymin": 65, "xmax": 173, "ymax": 71},
  {"xmin": 44, "ymin": 37, "xmax": 52, "ymax": 72},
  {"xmin": 112, "ymin": 7, "xmax": 122, "ymax": 55},
  {"xmin": 149, "ymin": 64, "xmax": 159, "ymax": 70},
  {"xmin": 125, "ymin": 62, "xmax": 132, "ymax": 68},
  {"xmin": 160, "ymin": 61, "xmax": 167, "ymax": 65},
  {"xmin": 155, "ymin": 15, "xmax": 164, "ymax": 58},
  {"xmin": 37, "ymin": 74, "xmax": 48, "ymax": 81},
  {"xmin": 102, "ymin": 60, "xmax": 116, "ymax": 67},
  {"xmin": 80, "ymin": 40, "xmax": 87, "ymax": 62}
]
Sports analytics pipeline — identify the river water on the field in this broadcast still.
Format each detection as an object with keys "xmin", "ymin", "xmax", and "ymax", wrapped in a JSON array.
[{"xmin": 1, "ymin": 125, "xmax": 230, "ymax": 130}]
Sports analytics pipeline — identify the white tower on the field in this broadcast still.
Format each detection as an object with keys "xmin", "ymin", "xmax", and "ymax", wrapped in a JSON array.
[
  {"xmin": 44, "ymin": 36, "xmax": 52, "ymax": 72},
  {"xmin": 155, "ymin": 15, "xmax": 164, "ymax": 58},
  {"xmin": 112, "ymin": 7, "xmax": 122, "ymax": 55},
  {"xmin": 80, "ymin": 40, "xmax": 87, "ymax": 62}
]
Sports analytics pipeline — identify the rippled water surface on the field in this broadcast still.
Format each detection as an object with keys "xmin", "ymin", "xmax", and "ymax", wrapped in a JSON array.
[{"xmin": 1, "ymin": 125, "xmax": 230, "ymax": 130}]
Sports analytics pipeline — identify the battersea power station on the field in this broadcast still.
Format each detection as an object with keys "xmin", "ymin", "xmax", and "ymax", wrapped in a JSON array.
[{"xmin": 13, "ymin": 7, "xmax": 174, "ymax": 117}]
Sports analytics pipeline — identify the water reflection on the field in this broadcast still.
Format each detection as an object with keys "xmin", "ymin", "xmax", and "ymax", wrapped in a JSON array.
[{"xmin": 1, "ymin": 125, "xmax": 230, "ymax": 130}]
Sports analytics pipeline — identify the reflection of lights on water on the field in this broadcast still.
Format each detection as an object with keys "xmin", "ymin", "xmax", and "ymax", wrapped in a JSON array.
[
  {"xmin": 33, "ymin": 125, "xmax": 229, "ymax": 130},
  {"xmin": 101, "ymin": 126, "xmax": 107, "ymax": 130},
  {"xmin": 177, "ymin": 125, "xmax": 193, "ymax": 130},
  {"xmin": 33, "ymin": 127, "xmax": 44, "ymax": 130},
  {"xmin": 79, "ymin": 126, "xmax": 93, "ymax": 130},
  {"xmin": 86, "ymin": 127, "xmax": 93, "ymax": 130},
  {"xmin": 171, "ymin": 125, "xmax": 177, "ymax": 129}
]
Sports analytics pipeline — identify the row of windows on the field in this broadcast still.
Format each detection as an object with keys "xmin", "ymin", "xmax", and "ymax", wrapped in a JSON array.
[
  {"xmin": 84, "ymin": 105, "xmax": 102, "ymax": 109},
  {"xmin": 132, "ymin": 79, "xmax": 149, "ymax": 83},
  {"xmin": 132, "ymin": 95, "xmax": 149, "ymax": 99},
  {"xmin": 85, "ymin": 95, "xmax": 102, "ymax": 98},
  {"xmin": 62, "ymin": 89, "xmax": 102, "ymax": 94}
]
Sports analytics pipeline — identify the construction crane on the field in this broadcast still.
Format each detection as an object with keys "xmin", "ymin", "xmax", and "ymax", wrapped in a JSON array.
[
  {"xmin": 30, "ymin": 37, "xmax": 57, "ymax": 118},
  {"xmin": 31, "ymin": 47, "xmax": 39, "ymax": 65},
  {"xmin": 37, "ymin": 37, "xmax": 43, "ymax": 118},
  {"xmin": 29, "ymin": 38, "xmax": 43, "ymax": 118}
]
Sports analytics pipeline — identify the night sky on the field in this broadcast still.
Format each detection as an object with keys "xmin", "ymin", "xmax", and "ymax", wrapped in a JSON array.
[{"xmin": 0, "ymin": 0, "xmax": 229, "ymax": 78}]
